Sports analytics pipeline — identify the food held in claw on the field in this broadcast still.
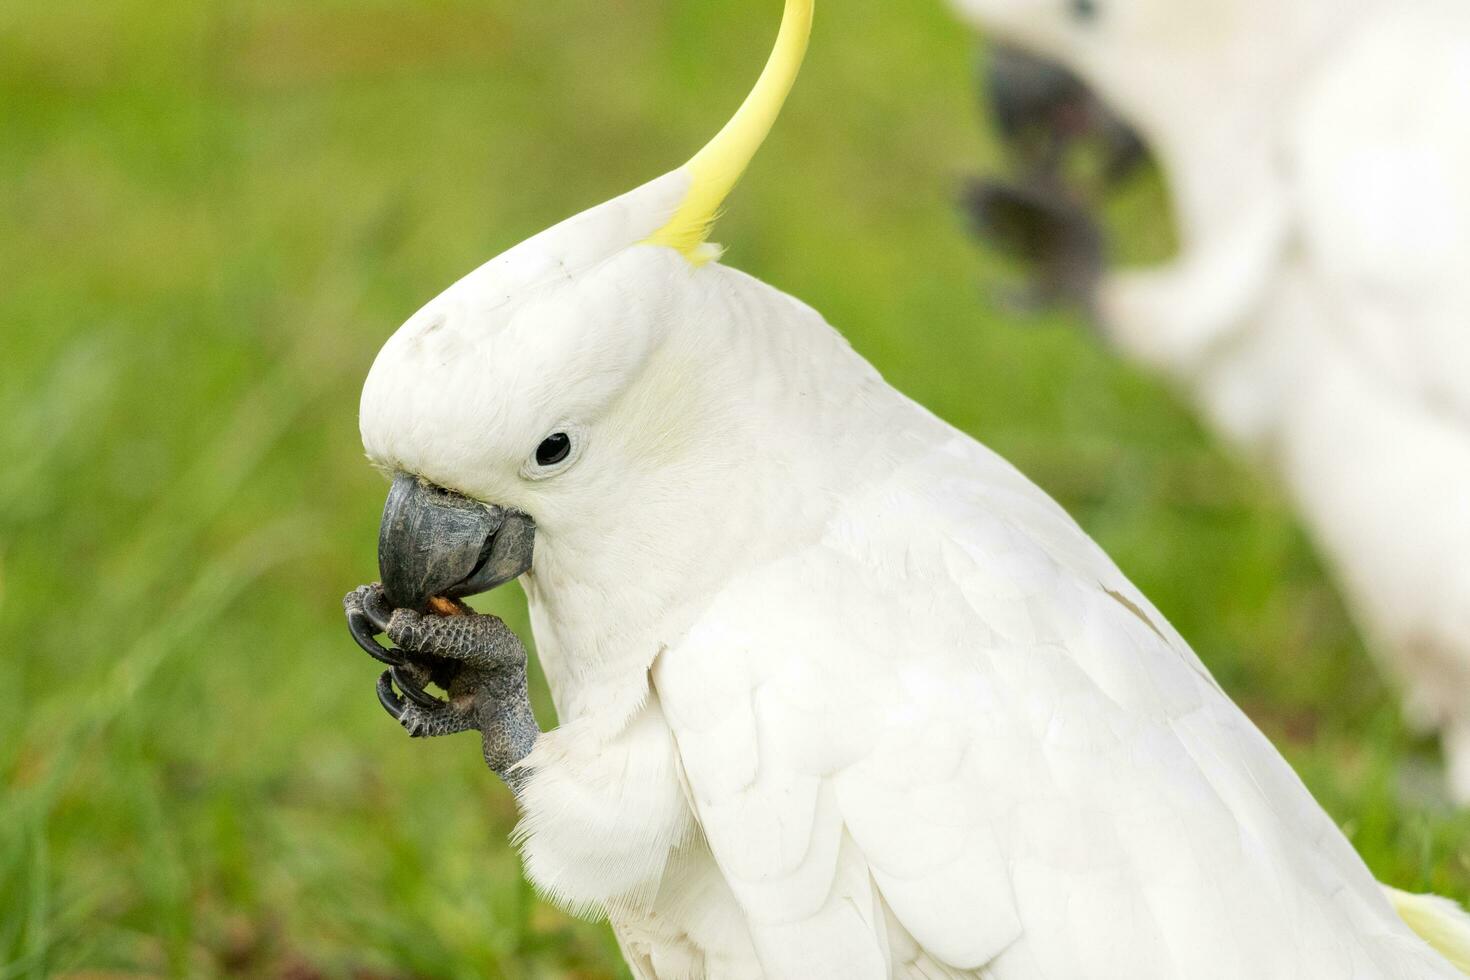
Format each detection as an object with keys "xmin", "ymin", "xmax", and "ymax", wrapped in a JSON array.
[{"xmin": 427, "ymin": 595, "xmax": 466, "ymax": 618}]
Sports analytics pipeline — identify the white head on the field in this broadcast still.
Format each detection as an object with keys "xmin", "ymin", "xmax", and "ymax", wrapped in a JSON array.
[
  {"xmin": 953, "ymin": 0, "xmax": 1355, "ymax": 237},
  {"xmin": 357, "ymin": 0, "xmax": 868, "ymax": 703}
]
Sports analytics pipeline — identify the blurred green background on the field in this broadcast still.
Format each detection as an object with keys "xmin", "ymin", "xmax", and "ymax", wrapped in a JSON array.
[{"xmin": 2, "ymin": 0, "xmax": 1465, "ymax": 976}]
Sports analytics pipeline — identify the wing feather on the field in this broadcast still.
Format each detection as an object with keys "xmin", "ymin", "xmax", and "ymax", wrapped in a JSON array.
[{"xmin": 656, "ymin": 436, "xmax": 1457, "ymax": 978}]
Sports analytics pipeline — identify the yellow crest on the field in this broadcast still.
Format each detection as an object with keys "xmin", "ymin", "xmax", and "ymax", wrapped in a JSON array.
[{"xmin": 646, "ymin": 0, "xmax": 815, "ymax": 264}]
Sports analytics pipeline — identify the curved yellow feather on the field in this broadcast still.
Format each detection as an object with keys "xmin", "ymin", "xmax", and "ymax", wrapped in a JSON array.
[{"xmin": 646, "ymin": 0, "xmax": 815, "ymax": 263}]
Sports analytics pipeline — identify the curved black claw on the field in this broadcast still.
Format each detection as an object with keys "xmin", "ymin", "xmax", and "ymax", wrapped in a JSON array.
[
  {"xmin": 346, "ymin": 585, "xmax": 402, "ymax": 666},
  {"xmin": 391, "ymin": 664, "xmax": 445, "ymax": 710},
  {"xmin": 349, "ymin": 611, "xmax": 402, "ymax": 665},
  {"xmin": 377, "ymin": 670, "xmax": 406, "ymax": 721}
]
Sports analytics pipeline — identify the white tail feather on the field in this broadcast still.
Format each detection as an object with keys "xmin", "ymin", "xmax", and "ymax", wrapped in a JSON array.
[{"xmin": 1386, "ymin": 886, "xmax": 1470, "ymax": 975}]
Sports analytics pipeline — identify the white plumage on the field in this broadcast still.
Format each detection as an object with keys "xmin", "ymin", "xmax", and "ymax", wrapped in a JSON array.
[
  {"xmin": 357, "ymin": 3, "xmax": 1470, "ymax": 975},
  {"xmin": 949, "ymin": 0, "xmax": 1470, "ymax": 801}
]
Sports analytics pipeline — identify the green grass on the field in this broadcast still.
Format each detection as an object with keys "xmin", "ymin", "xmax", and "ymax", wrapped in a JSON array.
[{"xmin": 2, "ymin": 1, "xmax": 1465, "ymax": 976}]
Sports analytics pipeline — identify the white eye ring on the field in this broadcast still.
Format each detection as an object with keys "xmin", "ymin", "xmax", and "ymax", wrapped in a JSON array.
[{"xmin": 520, "ymin": 424, "xmax": 586, "ymax": 480}]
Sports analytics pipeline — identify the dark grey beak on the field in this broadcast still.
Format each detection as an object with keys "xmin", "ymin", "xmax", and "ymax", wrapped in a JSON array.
[
  {"xmin": 983, "ymin": 43, "xmax": 1146, "ymax": 189},
  {"xmin": 986, "ymin": 43, "xmax": 1088, "ymax": 145},
  {"xmin": 377, "ymin": 472, "xmax": 535, "ymax": 610}
]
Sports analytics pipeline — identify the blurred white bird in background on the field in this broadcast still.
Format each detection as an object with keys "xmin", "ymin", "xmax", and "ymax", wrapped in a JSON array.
[{"xmin": 955, "ymin": 0, "xmax": 1470, "ymax": 803}]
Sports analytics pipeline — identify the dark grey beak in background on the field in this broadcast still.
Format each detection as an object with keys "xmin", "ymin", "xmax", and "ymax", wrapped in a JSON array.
[
  {"xmin": 983, "ymin": 43, "xmax": 1146, "ymax": 187},
  {"xmin": 986, "ymin": 42, "xmax": 1088, "ymax": 147},
  {"xmin": 377, "ymin": 472, "xmax": 535, "ymax": 610}
]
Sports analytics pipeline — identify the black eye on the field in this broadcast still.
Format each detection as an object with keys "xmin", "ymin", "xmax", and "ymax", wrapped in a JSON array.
[
  {"xmin": 1070, "ymin": 0, "xmax": 1099, "ymax": 21},
  {"xmin": 535, "ymin": 432, "xmax": 572, "ymax": 467}
]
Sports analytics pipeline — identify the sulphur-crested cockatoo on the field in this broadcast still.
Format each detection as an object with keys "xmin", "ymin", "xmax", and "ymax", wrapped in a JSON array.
[
  {"xmin": 341, "ymin": 2, "xmax": 1470, "ymax": 976},
  {"xmin": 950, "ymin": 0, "xmax": 1470, "ymax": 802}
]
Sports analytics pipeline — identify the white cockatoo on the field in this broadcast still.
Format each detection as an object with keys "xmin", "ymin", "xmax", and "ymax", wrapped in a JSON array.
[
  {"xmin": 341, "ymin": 2, "xmax": 1470, "ymax": 976},
  {"xmin": 950, "ymin": 0, "xmax": 1470, "ymax": 802}
]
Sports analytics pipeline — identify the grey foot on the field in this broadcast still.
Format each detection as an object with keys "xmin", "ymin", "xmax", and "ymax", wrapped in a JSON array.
[{"xmin": 343, "ymin": 583, "xmax": 540, "ymax": 793}]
